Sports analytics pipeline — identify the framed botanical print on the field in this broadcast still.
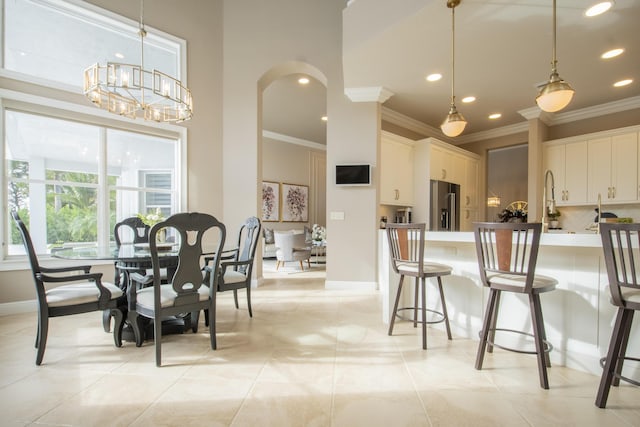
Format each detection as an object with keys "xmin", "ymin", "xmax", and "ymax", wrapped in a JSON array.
[
  {"xmin": 262, "ymin": 181, "xmax": 280, "ymax": 222},
  {"xmin": 281, "ymin": 183, "xmax": 308, "ymax": 222}
]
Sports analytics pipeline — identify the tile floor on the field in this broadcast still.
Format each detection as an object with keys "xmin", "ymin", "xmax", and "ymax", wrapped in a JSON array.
[{"xmin": 1, "ymin": 267, "xmax": 639, "ymax": 426}]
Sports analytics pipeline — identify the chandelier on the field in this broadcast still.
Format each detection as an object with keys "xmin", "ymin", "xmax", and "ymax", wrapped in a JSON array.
[{"xmin": 83, "ymin": 0, "xmax": 193, "ymax": 122}]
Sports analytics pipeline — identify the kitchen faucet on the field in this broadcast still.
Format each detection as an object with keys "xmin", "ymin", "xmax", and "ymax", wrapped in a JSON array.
[{"xmin": 541, "ymin": 169, "xmax": 556, "ymax": 232}]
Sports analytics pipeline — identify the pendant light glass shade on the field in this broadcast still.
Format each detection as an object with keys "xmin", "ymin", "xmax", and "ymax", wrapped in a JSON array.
[
  {"xmin": 441, "ymin": 104, "xmax": 467, "ymax": 137},
  {"xmin": 536, "ymin": 71, "xmax": 574, "ymax": 112},
  {"xmin": 536, "ymin": 0, "xmax": 574, "ymax": 113},
  {"xmin": 441, "ymin": 0, "xmax": 467, "ymax": 137}
]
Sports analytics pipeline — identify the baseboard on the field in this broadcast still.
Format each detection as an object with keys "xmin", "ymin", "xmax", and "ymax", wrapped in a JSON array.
[
  {"xmin": 324, "ymin": 280, "xmax": 378, "ymax": 291},
  {"xmin": 0, "ymin": 300, "xmax": 36, "ymax": 316}
]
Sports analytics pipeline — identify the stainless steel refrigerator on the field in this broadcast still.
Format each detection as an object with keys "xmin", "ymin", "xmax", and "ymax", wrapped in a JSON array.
[{"xmin": 430, "ymin": 180, "xmax": 460, "ymax": 231}]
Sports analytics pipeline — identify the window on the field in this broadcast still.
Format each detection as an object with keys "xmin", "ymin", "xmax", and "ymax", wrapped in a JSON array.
[
  {"xmin": 3, "ymin": 0, "xmax": 183, "ymax": 89},
  {"xmin": 1, "ymin": 0, "xmax": 188, "ymax": 261},
  {"xmin": 5, "ymin": 109, "xmax": 180, "ymax": 256}
]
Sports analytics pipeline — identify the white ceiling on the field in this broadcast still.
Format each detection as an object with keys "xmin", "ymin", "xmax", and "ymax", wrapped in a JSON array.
[{"xmin": 264, "ymin": 0, "xmax": 639, "ymax": 145}]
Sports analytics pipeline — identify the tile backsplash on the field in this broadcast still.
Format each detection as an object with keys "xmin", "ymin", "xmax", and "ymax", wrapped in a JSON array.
[{"xmin": 554, "ymin": 204, "xmax": 640, "ymax": 233}]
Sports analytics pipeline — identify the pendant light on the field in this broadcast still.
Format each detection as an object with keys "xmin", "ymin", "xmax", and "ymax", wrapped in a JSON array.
[
  {"xmin": 83, "ymin": 0, "xmax": 193, "ymax": 122},
  {"xmin": 536, "ymin": 0, "xmax": 574, "ymax": 113},
  {"xmin": 441, "ymin": 0, "xmax": 467, "ymax": 138}
]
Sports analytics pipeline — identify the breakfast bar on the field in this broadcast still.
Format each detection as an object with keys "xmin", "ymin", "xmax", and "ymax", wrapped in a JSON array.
[{"xmin": 378, "ymin": 230, "xmax": 640, "ymax": 377}]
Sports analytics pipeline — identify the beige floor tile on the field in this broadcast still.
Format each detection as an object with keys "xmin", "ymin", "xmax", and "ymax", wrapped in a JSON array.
[{"xmin": 0, "ymin": 271, "xmax": 638, "ymax": 426}]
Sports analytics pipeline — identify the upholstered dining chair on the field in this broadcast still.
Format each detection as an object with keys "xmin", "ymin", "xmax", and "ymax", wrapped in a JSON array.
[
  {"xmin": 473, "ymin": 222, "xmax": 557, "ymax": 389},
  {"xmin": 274, "ymin": 231, "xmax": 311, "ymax": 271},
  {"xmin": 128, "ymin": 212, "xmax": 226, "ymax": 366},
  {"xmin": 217, "ymin": 216, "xmax": 261, "ymax": 316},
  {"xmin": 11, "ymin": 211, "xmax": 125, "ymax": 365},
  {"xmin": 385, "ymin": 223, "xmax": 452, "ymax": 350},
  {"xmin": 596, "ymin": 222, "xmax": 640, "ymax": 408}
]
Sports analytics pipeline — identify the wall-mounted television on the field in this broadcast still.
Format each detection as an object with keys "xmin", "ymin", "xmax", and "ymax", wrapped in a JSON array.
[{"xmin": 336, "ymin": 164, "xmax": 371, "ymax": 186}]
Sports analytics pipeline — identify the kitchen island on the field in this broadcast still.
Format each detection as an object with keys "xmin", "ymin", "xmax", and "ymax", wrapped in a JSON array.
[{"xmin": 378, "ymin": 230, "xmax": 639, "ymax": 377}]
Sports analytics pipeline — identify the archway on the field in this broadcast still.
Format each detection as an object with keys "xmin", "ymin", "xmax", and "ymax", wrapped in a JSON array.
[{"xmin": 257, "ymin": 61, "xmax": 328, "ymax": 280}]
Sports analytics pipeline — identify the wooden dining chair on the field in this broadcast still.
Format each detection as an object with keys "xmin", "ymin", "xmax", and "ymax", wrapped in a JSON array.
[
  {"xmin": 596, "ymin": 222, "xmax": 640, "ymax": 408},
  {"xmin": 11, "ymin": 211, "xmax": 125, "ymax": 365},
  {"xmin": 128, "ymin": 212, "xmax": 226, "ymax": 366}
]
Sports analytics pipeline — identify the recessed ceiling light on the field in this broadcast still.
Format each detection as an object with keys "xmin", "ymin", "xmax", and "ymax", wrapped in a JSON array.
[
  {"xmin": 488, "ymin": 113, "xmax": 502, "ymax": 120},
  {"xmin": 321, "ymin": 115, "xmax": 328, "ymax": 121},
  {"xmin": 585, "ymin": 1, "xmax": 613, "ymax": 17},
  {"xmin": 613, "ymin": 79, "xmax": 633, "ymax": 87},
  {"xmin": 462, "ymin": 96, "xmax": 476, "ymax": 103},
  {"xmin": 298, "ymin": 77, "xmax": 310, "ymax": 85},
  {"xmin": 426, "ymin": 73, "xmax": 442, "ymax": 82},
  {"xmin": 601, "ymin": 48, "xmax": 624, "ymax": 59},
  {"xmin": 115, "ymin": 52, "xmax": 124, "ymax": 59}
]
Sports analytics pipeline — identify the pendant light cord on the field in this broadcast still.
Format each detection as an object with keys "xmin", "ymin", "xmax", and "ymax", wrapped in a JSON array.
[
  {"xmin": 450, "ymin": 4, "xmax": 456, "ymax": 106},
  {"xmin": 551, "ymin": 0, "xmax": 557, "ymax": 73},
  {"xmin": 139, "ymin": 0, "xmax": 146, "ymax": 105}
]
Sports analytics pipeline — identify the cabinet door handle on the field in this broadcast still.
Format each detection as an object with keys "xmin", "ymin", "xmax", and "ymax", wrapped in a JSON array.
[
  {"xmin": 465, "ymin": 196, "xmax": 470, "ymax": 206},
  {"xmin": 394, "ymin": 189, "xmax": 399, "ymax": 200},
  {"xmin": 465, "ymin": 210, "xmax": 470, "ymax": 219},
  {"xmin": 565, "ymin": 190, "xmax": 569, "ymax": 201},
  {"xmin": 441, "ymin": 169, "xmax": 446, "ymax": 180},
  {"xmin": 612, "ymin": 186, "xmax": 616, "ymax": 199}
]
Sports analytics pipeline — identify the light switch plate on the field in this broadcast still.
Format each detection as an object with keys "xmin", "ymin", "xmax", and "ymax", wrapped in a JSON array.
[{"xmin": 330, "ymin": 211, "xmax": 345, "ymax": 220}]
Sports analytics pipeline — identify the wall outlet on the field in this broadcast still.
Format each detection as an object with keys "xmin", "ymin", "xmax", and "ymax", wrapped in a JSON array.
[{"xmin": 330, "ymin": 211, "xmax": 345, "ymax": 220}]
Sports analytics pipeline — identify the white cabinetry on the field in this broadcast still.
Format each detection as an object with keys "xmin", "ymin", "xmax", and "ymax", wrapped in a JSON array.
[
  {"xmin": 380, "ymin": 132, "xmax": 414, "ymax": 206},
  {"xmin": 543, "ymin": 140, "xmax": 587, "ymax": 206},
  {"xmin": 587, "ymin": 132, "xmax": 638, "ymax": 204}
]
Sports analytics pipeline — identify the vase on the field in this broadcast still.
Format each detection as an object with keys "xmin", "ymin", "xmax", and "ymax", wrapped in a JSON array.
[{"xmin": 156, "ymin": 228, "xmax": 166, "ymax": 243}]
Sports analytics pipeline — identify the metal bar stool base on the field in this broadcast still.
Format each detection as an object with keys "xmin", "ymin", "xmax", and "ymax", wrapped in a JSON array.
[
  {"xmin": 481, "ymin": 328, "xmax": 553, "ymax": 355},
  {"xmin": 394, "ymin": 306, "xmax": 448, "ymax": 326},
  {"xmin": 599, "ymin": 356, "xmax": 640, "ymax": 387}
]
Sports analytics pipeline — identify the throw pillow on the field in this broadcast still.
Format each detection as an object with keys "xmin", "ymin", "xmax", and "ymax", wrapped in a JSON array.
[{"xmin": 264, "ymin": 228, "xmax": 275, "ymax": 244}]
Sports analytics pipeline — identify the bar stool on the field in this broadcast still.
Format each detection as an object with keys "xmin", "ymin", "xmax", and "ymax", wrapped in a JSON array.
[
  {"xmin": 473, "ymin": 222, "xmax": 557, "ymax": 389},
  {"xmin": 596, "ymin": 222, "xmax": 640, "ymax": 408},
  {"xmin": 386, "ymin": 223, "xmax": 452, "ymax": 349}
]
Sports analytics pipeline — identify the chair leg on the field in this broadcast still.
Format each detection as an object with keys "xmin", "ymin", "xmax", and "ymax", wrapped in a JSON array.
[
  {"xmin": 129, "ymin": 311, "xmax": 145, "ymax": 348},
  {"xmin": 612, "ymin": 310, "xmax": 634, "ymax": 387},
  {"xmin": 35, "ymin": 311, "xmax": 48, "ymax": 366},
  {"xmin": 233, "ymin": 289, "xmax": 239, "ymax": 309},
  {"xmin": 596, "ymin": 308, "xmax": 633, "ymax": 408},
  {"xmin": 210, "ymin": 296, "xmax": 217, "ymax": 350},
  {"xmin": 276, "ymin": 261, "xmax": 281, "ymax": 270},
  {"xmin": 204, "ymin": 309, "xmax": 209, "ymax": 327},
  {"xmin": 247, "ymin": 286, "xmax": 253, "ymax": 317},
  {"xmin": 420, "ymin": 277, "xmax": 427, "ymax": 350},
  {"xmin": 529, "ymin": 293, "xmax": 550, "ymax": 389},
  {"xmin": 111, "ymin": 308, "xmax": 124, "ymax": 348},
  {"xmin": 191, "ymin": 310, "xmax": 200, "ymax": 333},
  {"xmin": 437, "ymin": 276, "xmax": 452, "ymax": 340},
  {"xmin": 307, "ymin": 259, "xmax": 311, "ymax": 268},
  {"xmin": 154, "ymin": 314, "xmax": 163, "ymax": 367},
  {"xmin": 299, "ymin": 260, "xmax": 304, "ymax": 270},
  {"xmin": 388, "ymin": 275, "xmax": 405, "ymax": 336},
  {"xmin": 102, "ymin": 309, "xmax": 111, "ymax": 333},
  {"xmin": 413, "ymin": 278, "xmax": 419, "ymax": 328},
  {"xmin": 487, "ymin": 290, "xmax": 501, "ymax": 354},
  {"xmin": 532, "ymin": 293, "xmax": 552, "ymax": 368},
  {"xmin": 476, "ymin": 288, "xmax": 498, "ymax": 371}
]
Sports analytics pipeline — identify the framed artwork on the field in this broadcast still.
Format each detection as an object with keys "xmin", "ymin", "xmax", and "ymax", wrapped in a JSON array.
[
  {"xmin": 261, "ymin": 181, "xmax": 280, "ymax": 222},
  {"xmin": 281, "ymin": 183, "xmax": 308, "ymax": 222}
]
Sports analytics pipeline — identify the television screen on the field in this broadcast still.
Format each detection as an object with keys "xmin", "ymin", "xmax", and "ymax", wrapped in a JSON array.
[{"xmin": 336, "ymin": 164, "xmax": 371, "ymax": 186}]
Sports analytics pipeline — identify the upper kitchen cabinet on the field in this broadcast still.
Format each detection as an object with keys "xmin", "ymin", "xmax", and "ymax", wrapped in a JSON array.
[
  {"xmin": 543, "ymin": 140, "xmax": 588, "ymax": 206},
  {"xmin": 587, "ymin": 132, "xmax": 639, "ymax": 204},
  {"xmin": 462, "ymin": 156, "xmax": 479, "ymax": 208},
  {"xmin": 380, "ymin": 131, "xmax": 414, "ymax": 206},
  {"xmin": 429, "ymin": 145, "xmax": 464, "ymax": 184}
]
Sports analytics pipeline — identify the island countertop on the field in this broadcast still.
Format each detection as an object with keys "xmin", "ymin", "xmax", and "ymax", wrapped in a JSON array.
[{"xmin": 424, "ymin": 230, "xmax": 602, "ymax": 247}]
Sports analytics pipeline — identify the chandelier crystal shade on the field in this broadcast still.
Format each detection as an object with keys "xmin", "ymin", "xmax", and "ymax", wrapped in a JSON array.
[
  {"xmin": 536, "ymin": 0, "xmax": 574, "ymax": 113},
  {"xmin": 83, "ymin": 1, "xmax": 193, "ymax": 122},
  {"xmin": 441, "ymin": 0, "xmax": 467, "ymax": 138}
]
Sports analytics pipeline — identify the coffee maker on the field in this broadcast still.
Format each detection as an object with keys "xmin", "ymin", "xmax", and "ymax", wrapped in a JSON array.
[{"xmin": 395, "ymin": 207, "xmax": 412, "ymax": 223}]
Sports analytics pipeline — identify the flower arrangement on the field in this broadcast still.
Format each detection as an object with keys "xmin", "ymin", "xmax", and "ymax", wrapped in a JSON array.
[
  {"xmin": 137, "ymin": 208, "xmax": 165, "ymax": 227},
  {"xmin": 497, "ymin": 208, "xmax": 527, "ymax": 223},
  {"xmin": 311, "ymin": 224, "xmax": 326, "ymax": 242},
  {"xmin": 547, "ymin": 207, "xmax": 561, "ymax": 220}
]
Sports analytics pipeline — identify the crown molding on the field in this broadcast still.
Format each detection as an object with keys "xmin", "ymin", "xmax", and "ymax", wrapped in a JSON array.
[
  {"xmin": 262, "ymin": 130, "xmax": 326, "ymax": 151},
  {"xmin": 382, "ymin": 96, "xmax": 640, "ymax": 144},
  {"xmin": 344, "ymin": 86, "xmax": 394, "ymax": 103}
]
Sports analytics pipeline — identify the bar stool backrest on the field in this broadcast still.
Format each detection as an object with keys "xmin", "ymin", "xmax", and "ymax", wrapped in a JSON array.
[
  {"xmin": 600, "ymin": 222, "xmax": 640, "ymax": 308},
  {"xmin": 386, "ymin": 223, "xmax": 426, "ymax": 277},
  {"xmin": 473, "ymin": 222, "xmax": 542, "ymax": 293}
]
